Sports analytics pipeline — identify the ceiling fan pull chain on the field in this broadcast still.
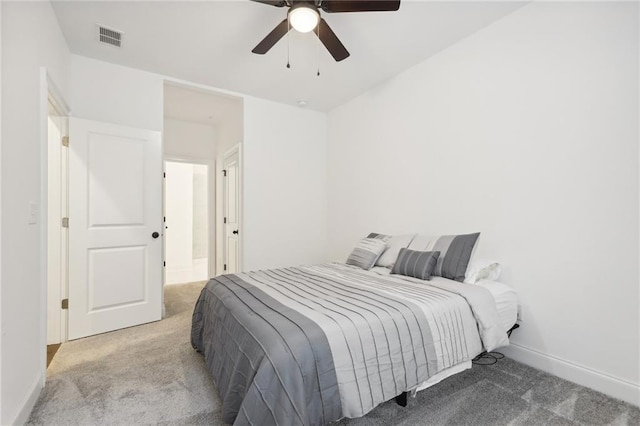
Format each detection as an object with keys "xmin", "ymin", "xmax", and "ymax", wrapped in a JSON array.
[
  {"xmin": 316, "ymin": 23, "xmax": 320, "ymax": 76},
  {"xmin": 286, "ymin": 19, "xmax": 291, "ymax": 69}
]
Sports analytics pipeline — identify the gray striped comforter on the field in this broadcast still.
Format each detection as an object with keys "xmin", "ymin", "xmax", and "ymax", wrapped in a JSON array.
[{"xmin": 191, "ymin": 263, "xmax": 508, "ymax": 425}]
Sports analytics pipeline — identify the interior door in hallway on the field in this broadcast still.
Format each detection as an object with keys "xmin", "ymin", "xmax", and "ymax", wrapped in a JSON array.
[
  {"xmin": 223, "ymin": 147, "xmax": 240, "ymax": 274},
  {"xmin": 68, "ymin": 118, "xmax": 162, "ymax": 339}
]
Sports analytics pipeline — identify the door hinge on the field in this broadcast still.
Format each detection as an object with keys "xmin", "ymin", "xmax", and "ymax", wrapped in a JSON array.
[
  {"xmin": 61, "ymin": 217, "xmax": 69, "ymax": 228},
  {"xmin": 163, "ymin": 172, "xmax": 166, "ymax": 178},
  {"xmin": 223, "ymin": 169, "xmax": 227, "ymax": 177},
  {"xmin": 61, "ymin": 298, "xmax": 69, "ymax": 309},
  {"xmin": 61, "ymin": 136, "xmax": 69, "ymax": 147},
  {"xmin": 224, "ymin": 264, "xmax": 227, "ymax": 271},
  {"xmin": 224, "ymin": 217, "xmax": 227, "ymax": 224},
  {"xmin": 163, "ymin": 261, "xmax": 166, "ymax": 267}
]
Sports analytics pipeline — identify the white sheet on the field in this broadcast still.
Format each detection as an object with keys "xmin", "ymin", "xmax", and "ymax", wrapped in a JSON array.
[
  {"xmin": 414, "ymin": 361, "xmax": 472, "ymax": 392},
  {"xmin": 370, "ymin": 267, "xmax": 519, "ymax": 333},
  {"xmin": 474, "ymin": 280, "xmax": 519, "ymax": 332}
]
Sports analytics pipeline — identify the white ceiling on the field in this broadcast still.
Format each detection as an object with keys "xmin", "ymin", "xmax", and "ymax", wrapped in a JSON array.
[{"xmin": 52, "ymin": 0, "xmax": 526, "ymax": 112}]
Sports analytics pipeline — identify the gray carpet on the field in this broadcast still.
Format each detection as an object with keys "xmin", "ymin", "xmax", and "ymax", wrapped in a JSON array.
[{"xmin": 28, "ymin": 282, "xmax": 639, "ymax": 425}]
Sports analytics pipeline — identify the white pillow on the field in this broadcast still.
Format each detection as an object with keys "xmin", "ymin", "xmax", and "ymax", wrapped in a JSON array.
[
  {"xmin": 464, "ymin": 259, "xmax": 502, "ymax": 284},
  {"xmin": 376, "ymin": 234, "xmax": 416, "ymax": 268},
  {"xmin": 346, "ymin": 238, "xmax": 388, "ymax": 270}
]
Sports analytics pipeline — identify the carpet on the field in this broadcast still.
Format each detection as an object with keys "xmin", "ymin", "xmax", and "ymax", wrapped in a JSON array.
[{"xmin": 28, "ymin": 282, "xmax": 639, "ymax": 425}]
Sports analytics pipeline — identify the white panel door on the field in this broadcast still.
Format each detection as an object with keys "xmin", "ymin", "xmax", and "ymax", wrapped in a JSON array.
[
  {"xmin": 68, "ymin": 118, "xmax": 162, "ymax": 340},
  {"xmin": 223, "ymin": 147, "xmax": 240, "ymax": 274}
]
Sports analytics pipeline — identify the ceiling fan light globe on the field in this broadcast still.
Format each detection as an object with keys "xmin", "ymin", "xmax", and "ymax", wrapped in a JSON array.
[{"xmin": 289, "ymin": 7, "xmax": 319, "ymax": 33}]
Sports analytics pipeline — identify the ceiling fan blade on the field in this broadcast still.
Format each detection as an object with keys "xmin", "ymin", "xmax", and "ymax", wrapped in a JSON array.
[
  {"xmin": 252, "ymin": 19, "xmax": 290, "ymax": 55},
  {"xmin": 250, "ymin": 0, "xmax": 287, "ymax": 7},
  {"xmin": 321, "ymin": 0, "xmax": 400, "ymax": 13},
  {"xmin": 315, "ymin": 18, "xmax": 350, "ymax": 62}
]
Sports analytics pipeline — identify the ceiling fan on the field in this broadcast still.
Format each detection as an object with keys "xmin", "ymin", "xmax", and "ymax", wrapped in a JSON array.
[{"xmin": 251, "ymin": 0, "xmax": 401, "ymax": 62}]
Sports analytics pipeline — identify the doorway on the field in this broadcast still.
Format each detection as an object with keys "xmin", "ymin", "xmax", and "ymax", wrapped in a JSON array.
[
  {"xmin": 164, "ymin": 160, "xmax": 210, "ymax": 284},
  {"xmin": 163, "ymin": 82, "xmax": 244, "ymax": 277},
  {"xmin": 46, "ymin": 115, "xmax": 164, "ymax": 343},
  {"xmin": 46, "ymin": 93, "xmax": 69, "ymax": 349},
  {"xmin": 222, "ymin": 146, "xmax": 241, "ymax": 274}
]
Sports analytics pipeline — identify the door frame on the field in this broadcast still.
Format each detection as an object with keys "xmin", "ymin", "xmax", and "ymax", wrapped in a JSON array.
[
  {"xmin": 220, "ymin": 144, "xmax": 243, "ymax": 274},
  {"xmin": 163, "ymin": 155, "xmax": 216, "ymax": 283},
  {"xmin": 40, "ymin": 68, "xmax": 70, "ymax": 366}
]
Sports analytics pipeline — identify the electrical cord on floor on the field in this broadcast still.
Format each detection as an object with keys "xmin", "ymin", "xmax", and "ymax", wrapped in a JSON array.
[
  {"xmin": 472, "ymin": 351, "xmax": 504, "ymax": 365},
  {"xmin": 473, "ymin": 323, "xmax": 520, "ymax": 365}
]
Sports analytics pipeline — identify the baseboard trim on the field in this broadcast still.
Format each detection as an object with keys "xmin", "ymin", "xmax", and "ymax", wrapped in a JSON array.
[
  {"xmin": 503, "ymin": 343, "xmax": 639, "ymax": 407},
  {"xmin": 9, "ymin": 372, "xmax": 44, "ymax": 425}
]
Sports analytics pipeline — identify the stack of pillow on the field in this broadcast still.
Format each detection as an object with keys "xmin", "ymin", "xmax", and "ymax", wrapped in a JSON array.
[{"xmin": 346, "ymin": 232, "xmax": 501, "ymax": 283}]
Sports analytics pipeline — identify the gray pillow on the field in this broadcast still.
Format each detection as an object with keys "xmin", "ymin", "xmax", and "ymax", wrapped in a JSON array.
[
  {"xmin": 346, "ymin": 238, "xmax": 387, "ymax": 270},
  {"xmin": 376, "ymin": 234, "xmax": 416, "ymax": 268},
  {"xmin": 408, "ymin": 233, "xmax": 480, "ymax": 282},
  {"xmin": 391, "ymin": 248, "xmax": 440, "ymax": 281}
]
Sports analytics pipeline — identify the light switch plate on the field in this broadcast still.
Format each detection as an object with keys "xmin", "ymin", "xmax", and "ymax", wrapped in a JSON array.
[
  {"xmin": 28, "ymin": 202, "xmax": 38, "ymax": 224},
  {"xmin": 517, "ymin": 304, "xmax": 524, "ymax": 322}
]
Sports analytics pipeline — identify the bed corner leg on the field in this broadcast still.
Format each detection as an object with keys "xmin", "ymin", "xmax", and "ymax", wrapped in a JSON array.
[{"xmin": 395, "ymin": 391, "xmax": 408, "ymax": 407}]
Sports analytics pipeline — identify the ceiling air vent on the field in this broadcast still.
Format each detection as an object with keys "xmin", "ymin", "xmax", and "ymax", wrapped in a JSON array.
[{"xmin": 97, "ymin": 25, "xmax": 122, "ymax": 48}]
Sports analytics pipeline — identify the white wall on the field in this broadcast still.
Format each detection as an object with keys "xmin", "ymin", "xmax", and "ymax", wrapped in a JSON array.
[
  {"xmin": 1, "ymin": 1, "xmax": 70, "ymax": 423},
  {"xmin": 0, "ymin": 1, "xmax": 4, "ymax": 420},
  {"xmin": 70, "ymin": 56, "xmax": 328, "ymax": 276},
  {"xmin": 70, "ymin": 55, "xmax": 163, "ymax": 131},
  {"xmin": 243, "ymin": 97, "xmax": 328, "ymax": 271},
  {"xmin": 327, "ymin": 2, "xmax": 639, "ymax": 405},
  {"xmin": 214, "ymin": 104, "xmax": 243, "ymax": 276},
  {"xmin": 217, "ymin": 111, "xmax": 243, "ymax": 155},
  {"xmin": 164, "ymin": 118, "xmax": 217, "ymax": 160}
]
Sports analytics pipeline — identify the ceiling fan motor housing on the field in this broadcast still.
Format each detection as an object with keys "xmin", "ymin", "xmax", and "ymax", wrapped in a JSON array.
[{"xmin": 288, "ymin": 2, "xmax": 320, "ymax": 33}]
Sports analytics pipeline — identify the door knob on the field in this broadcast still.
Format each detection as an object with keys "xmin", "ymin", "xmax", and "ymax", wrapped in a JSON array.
[
  {"xmin": 232, "ymin": 230, "xmax": 239, "ymax": 235},
  {"xmin": 152, "ymin": 232, "xmax": 160, "ymax": 239}
]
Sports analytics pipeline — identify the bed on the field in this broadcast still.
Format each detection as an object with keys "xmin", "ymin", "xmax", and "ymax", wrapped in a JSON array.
[{"xmin": 191, "ymin": 262, "xmax": 517, "ymax": 425}]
